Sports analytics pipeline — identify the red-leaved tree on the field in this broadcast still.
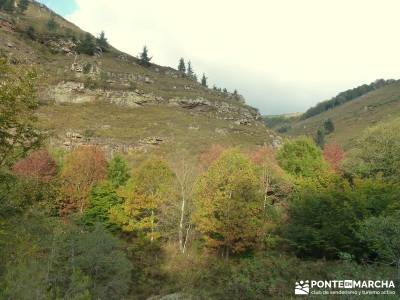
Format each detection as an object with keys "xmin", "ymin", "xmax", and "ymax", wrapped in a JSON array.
[
  {"xmin": 199, "ymin": 144, "xmax": 225, "ymax": 169},
  {"xmin": 12, "ymin": 149, "xmax": 57, "ymax": 182},
  {"xmin": 60, "ymin": 146, "xmax": 107, "ymax": 215},
  {"xmin": 323, "ymin": 143, "xmax": 345, "ymax": 172}
]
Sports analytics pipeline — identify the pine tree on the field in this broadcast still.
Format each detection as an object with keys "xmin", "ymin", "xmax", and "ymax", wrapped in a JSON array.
[
  {"xmin": 46, "ymin": 18, "xmax": 58, "ymax": 32},
  {"xmin": 0, "ymin": 0, "xmax": 14, "ymax": 11},
  {"xmin": 187, "ymin": 61, "xmax": 194, "ymax": 78},
  {"xmin": 178, "ymin": 57, "xmax": 186, "ymax": 73},
  {"xmin": 223, "ymin": 88, "xmax": 228, "ymax": 93},
  {"xmin": 77, "ymin": 33, "xmax": 96, "ymax": 55},
  {"xmin": 139, "ymin": 46, "xmax": 152, "ymax": 67},
  {"xmin": 315, "ymin": 128, "xmax": 326, "ymax": 148},
  {"xmin": 201, "ymin": 73, "xmax": 208, "ymax": 87},
  {"xmin": 18, "ymin": 0, "xmax": 29, "ymax": 13},
  {"xmin": 96, "ymin": 31, "xmax": 108, "ymax": 51}
]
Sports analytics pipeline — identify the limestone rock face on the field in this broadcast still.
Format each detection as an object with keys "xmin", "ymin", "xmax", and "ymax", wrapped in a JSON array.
[{"xmin": 47, "ymin": 81, "xmax": 260, "ymax": 122}]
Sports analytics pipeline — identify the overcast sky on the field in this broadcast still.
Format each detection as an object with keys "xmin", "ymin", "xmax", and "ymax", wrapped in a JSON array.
[{"xmin": 39, "ymin": 0, "xmax": 400, "ymax": 115}]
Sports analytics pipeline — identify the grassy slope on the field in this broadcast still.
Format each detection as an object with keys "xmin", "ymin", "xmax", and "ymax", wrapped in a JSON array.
[
  {"xmin": 281, "ymin": 83, "xmax": 400, "ymax": 149},
  {"xmin": 0, "ymin": 1, "xmax": 273, "ymax": 158}
]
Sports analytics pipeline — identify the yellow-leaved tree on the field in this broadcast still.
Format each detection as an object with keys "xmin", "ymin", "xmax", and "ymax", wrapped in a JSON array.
[
  {"xmin": 110, "ymin": 157, "xmax": 174, "ymax": 241},
  {"xmin": 193, "ymin": 149, "xmax": 264, "ymax": 257}
]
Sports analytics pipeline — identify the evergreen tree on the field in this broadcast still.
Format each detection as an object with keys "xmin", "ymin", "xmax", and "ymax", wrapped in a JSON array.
[
  {"xmin": 187, "ymin": 61, "xmax": 194, "ymax": 78},
  {"xmin": 0, "ymin": 0, "xmax": 14, "ymax": 11},
  {"xmin": 107, "ymin": 155, "xmax": 130, "ymax": 188},
  {"xmin": 18, "ymin": 0, "xmax": 28, "ymax": 13},
  {"xmin": 46, "ymin": 18, "xmax": 58, "ymax": 32},
  {"xmin": 77, "ymin": 33, "xmax": 96, "ymax": 55},
  {"xmin": 315, "ymin": 128, "xmax": 326, "ymax": 148},
  {"xmin": 139, "ymin": 45, "xmax": 152, "ymax": 67},
  {"xmin": 178, "ymin": 57, "xmax": 186, "ymax": 73},
  {"xmin": 96, "ymin": 31, "xmax": 108, "ymax": 51},
  {"xmin": 223, "ymin": 88, "xmax": 228, "ymax": 93},
  {"xmin": 323, "ymin": 119, "xmax": 335, "ymax": 134},
  {"xmin": 201, "ymin": 73, "xmax": 208, "ymax": 87}
]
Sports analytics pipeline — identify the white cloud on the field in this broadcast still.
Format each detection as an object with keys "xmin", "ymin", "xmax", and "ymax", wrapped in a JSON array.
[{"xmin": 67, "ymin": 0, "xmax": 400, "ymax": 114}]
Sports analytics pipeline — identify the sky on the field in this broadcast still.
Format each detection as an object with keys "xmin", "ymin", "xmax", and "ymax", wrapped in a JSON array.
[{"xmin": 39, "ymin": 0, "xmax": 400, "ymax": 115}]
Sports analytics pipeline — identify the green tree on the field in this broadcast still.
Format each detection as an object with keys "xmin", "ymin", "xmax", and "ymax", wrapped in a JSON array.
[
  {"xmin": 358, "ymin": 213, "xmax": 400, "ymax": 273},
  {"xmin": 344, "ymin": 118, "xmax": 400, "ymax": 181},
  {"xmin": 193, "ymin": 149, "xmax": 263, "ymax": 256},
  {"xmin": 187, "ymin": 60, "xmax": 194, "ymax": 78},
  {"xmin": 315, "ymin": 127, "xmax": 326, "ymax": 148},
  {"xmin": 0, "ymin": 0, "xmax": 14, "ymax": 11},
  {"xmin": 178, "ymin": 57, "xmax": 186, "ymax": 73},
  {"xmin": 77, "ymin": 33, "xmax": 96, "ymax": 55},
  {"xmin": 0, "ymin": 59, "xmax": 41, "ymax": 167},
  {"xmin": 323, "ymin": 118, "xmax": 335, "ymax": 134},
  {"xmin": 277, "ymin": 137, "xmax": 327, "ymax": 178},
  {"xmin": 18, "ymin": 0, "xmax": 29, "ymax": 13},
  {"xmin": 139, "ymin": 45, "xmax": 152, "ymax": 67},
  {"xmin": 96, "ymin": 30, "xmax": 108, "ymax": 51},
  {"xmin": 46, "ymin": 18, "xmax": 58, "ymax": 32},
  {"xmin": 201, "ymin": 73, "xmax": 208, "ymax": 87},
  {"xmin": 107, "ymin": 155, "xmax": 130, "ymax": 188},
  {"xmin": 82, "ymin": 182, "xmax": 121, "ymax": 229}
]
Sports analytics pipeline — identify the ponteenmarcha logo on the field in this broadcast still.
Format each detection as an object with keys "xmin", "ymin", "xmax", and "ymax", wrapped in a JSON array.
[
  {"xmin": 295, "ymin": 280, "xmax": 310, "ymax": 295},
  {"xmin": 294, "ymin": 280, "xmax": 396, "ymax": 296}
]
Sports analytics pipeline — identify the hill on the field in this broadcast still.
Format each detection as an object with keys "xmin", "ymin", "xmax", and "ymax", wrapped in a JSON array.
[
  {"xmin": 278, "ymin": 82, "xmax": 400, "ymax": 149},
  {"xmin": 0, "ymin": 0, "xmax": 277, "ymax": 159}
]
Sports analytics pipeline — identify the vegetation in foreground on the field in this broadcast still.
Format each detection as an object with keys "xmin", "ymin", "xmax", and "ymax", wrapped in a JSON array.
[{"xmin": 1, "ymin": 59, "xmax": 400, "ymax": 299}]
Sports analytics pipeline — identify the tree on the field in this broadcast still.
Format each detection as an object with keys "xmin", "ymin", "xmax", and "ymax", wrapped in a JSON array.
[
  {"xmin": 12, "ymin": 149, "xmax": 57, "ymax": 182},
  {"xmin": 96, "ymin": 30, "xmax": 108, "ymax": 51},
  {"xmin": 178, "ymin": 57, "xmax": 186, "ymax": 73},
  {"xmin": 323, "ymin": 143, "xmax": 344, "ymax": 172},
  {"xmin": 139, "ymin": 45, "xmax": 152, "ymax": 67},
  {"xmin": 276, "ymin": 137, "xmax": 328, "ymax": 178},
  {"xmin": 323, "ymin": 119, "xmax": 335, "ymax": 134},
  {"xmin": 0, "ymin": 59, "xmax": 41, "ymax": 167},
  {"xmin": 0, "ymin": 0, "xmax": 14, "ymax": 11},
  {"xmin": 223, "ymin": 88, "xmax": 228, "ymax": 93},
  {"xmin": 193, "ymin": 149, "xmax": 263, "ymax": 256},
  {"xmin": 107, "ymin": 155, "xmax": 130, "ymax": 188},
  {"xmin": 199, "ymin": 144, "xmax": 225, "ymax": 169},
  {"xmin": 343, "ymin": 118, "xmax": 400, "ymax": 181},
  {"xmin": 315, "ymin": 127, "xmax": 325, "ymax": 148},
  {"xmin": 201, "ymin": 73, "xmax": 208, "ymax": 87},
  {"xmin": 82, "ymin": 182, "xmax": 121, "ymax": 230},
  {"xmin": 110, "ymin": 157, "xmax": 174, "ymax": 241},
  {"xmin": 187, "ymin": 61, "xmax": 194, "ymax": 79},
  {"xmin": 18, "ymin": 0, "xmax": 29, "ymax": 13},
  {"xmin": 77, "ymin": 33, "xmax": 96, "ymax": 55},
  {"xmin": 46, "ymin": 18, "xmax": 58, "ymax": 32},
  {"xmin": 59, "ymin": 146, "xmax": 107, "ymax": 214},
  {"xmin": 358, "ymin": 213, "xmax": 400, "ymax": 272}
]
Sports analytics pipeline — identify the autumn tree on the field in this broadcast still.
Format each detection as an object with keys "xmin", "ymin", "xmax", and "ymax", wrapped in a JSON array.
[
  {"xmin": 59, "ymin": 146, "xmax": 107, "ymax": 214},
  {"xmin": 323, "ymin": 143, "xmax": 345, "ymax": 172},
  {"xmin": 0, "ymin": 59, "xmax": 41, "ymax": 167},
  {"xmin": 199, "ymin": 144, "xmax": 225, "ymax": 169},
  {"xmin": 12, "ymin": 149, "xmax": 57, "ymax": 182},
  {"xmin": 110, "ymin": 157, "xmax": 174, "ymax": 241},
  {"xmin": 193, "ymin": 149, "xmax": 263, "ymax": 256}
]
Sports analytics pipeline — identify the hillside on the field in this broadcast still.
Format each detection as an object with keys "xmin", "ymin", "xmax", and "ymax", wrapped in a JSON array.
[
  {"xmin": 281, "ymin": 82, "xmax": 400, "ymax": 148},
  {"xmin": 0, "ymin": 0, "xmax": 277, "ymax": 159}
]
